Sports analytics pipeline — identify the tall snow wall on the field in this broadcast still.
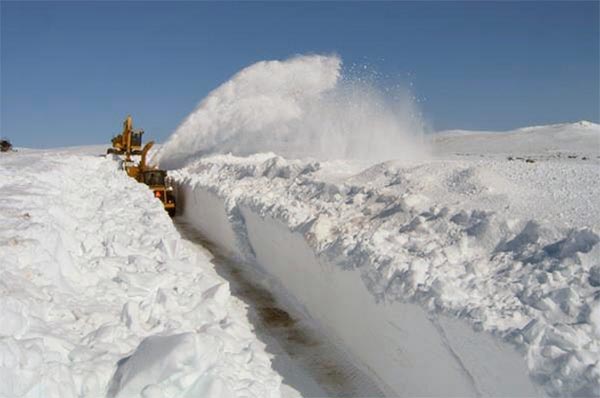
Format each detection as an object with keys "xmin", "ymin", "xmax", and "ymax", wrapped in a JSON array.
[{"xmin": 173, "ymin": 167, "xmax": 543, "ymax": 397}]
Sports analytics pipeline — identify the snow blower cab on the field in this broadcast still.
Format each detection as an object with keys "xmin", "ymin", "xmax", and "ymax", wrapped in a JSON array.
[
  {"xmin": 125, "ymin": 140, "xmax": 176, "ymax": 217},
  {"xmin": 107, "ymin": 115, "xmax": 144, "ymax": 155},
  {"xmin": 141, "ymin": 169, "xmax": 176, "ymax": 216}
]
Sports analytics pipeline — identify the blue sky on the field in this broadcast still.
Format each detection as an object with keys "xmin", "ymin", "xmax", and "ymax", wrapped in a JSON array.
[{"xmin": 1, "ymin": 1, "xmax": 598, "ymax": 148}]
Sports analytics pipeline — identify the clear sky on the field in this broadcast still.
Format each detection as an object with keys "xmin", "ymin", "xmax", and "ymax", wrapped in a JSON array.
[{"xmin": 1, "ymin": 1, "xmax": 598, "ymax": 148}]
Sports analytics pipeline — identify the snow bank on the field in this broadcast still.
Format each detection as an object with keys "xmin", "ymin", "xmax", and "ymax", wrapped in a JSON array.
[
  {"xmin": 159, "ymin": 54, "xmax": 427, "ymax": 169},
  {"xmin": 172, "ymin": 147, "xmax": 600, "ymax": 397},
  {"xmin": 0, "ymin": 151, "xmax": 282, "ymax": 398}
]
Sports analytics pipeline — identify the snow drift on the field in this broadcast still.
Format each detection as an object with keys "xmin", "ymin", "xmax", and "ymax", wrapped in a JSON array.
[
  {"xmin": 170, "ymin": 122, "xmax": 600, "ymax": 397},
  {"xmin": 159, "ymin": 55, "xmax": 427, "ymax": 168},
  {"xmin": 0, "ymin": 150, "xmax": 283, "ymax": 398}
]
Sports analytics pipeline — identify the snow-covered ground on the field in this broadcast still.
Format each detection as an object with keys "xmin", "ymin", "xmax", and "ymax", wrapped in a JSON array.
[
  {"xmin": 168, "ymin": 121, "xmax": 600, "ymax": 397},
  {"xmin": 0, "ymin": 149, "xmax": 284, "ymax": 397}
]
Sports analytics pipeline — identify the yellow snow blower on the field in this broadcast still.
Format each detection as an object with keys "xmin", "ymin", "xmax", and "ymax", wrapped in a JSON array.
[
  {"xmin": 108, "ymin": 116, "xmax": 176, "ymax": 216},
  {"xmin": 107, "ymin": 115, "xmax": 144, "ymax": 155}
]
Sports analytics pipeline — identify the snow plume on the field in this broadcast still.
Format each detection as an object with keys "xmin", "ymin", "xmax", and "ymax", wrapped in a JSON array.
[{"xmin": 159, "ymin": 55, "xmax": 427, "ymax": 169}]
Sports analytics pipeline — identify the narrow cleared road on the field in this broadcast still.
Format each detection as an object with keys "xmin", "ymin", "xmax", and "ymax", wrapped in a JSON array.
[{"xmin": 175, "ymin": 219, "xmax": 385, "ymax": 398}]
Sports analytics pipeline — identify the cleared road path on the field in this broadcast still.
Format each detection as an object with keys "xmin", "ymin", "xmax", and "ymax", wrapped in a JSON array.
[{"xmin": 175, "ymin": 219, "xmax": 385, "ymax": 398}]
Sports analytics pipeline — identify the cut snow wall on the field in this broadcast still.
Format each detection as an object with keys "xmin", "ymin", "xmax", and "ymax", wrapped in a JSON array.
[{"xmin": 179, "ymin": 185, "xmax": 542, "ymax": 397}]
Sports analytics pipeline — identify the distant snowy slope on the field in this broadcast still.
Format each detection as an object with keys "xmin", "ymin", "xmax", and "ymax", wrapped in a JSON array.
[
  {"xmin": 432, "ymin": 121, "xmax": 600, "ymax": 156},
  {"xmin": 0, "ymin": 150, "xmax": 282, "ymax": 398},
  {"xmin": 16, "ymin": 144, "xmax": 163, "ymax": 163},
  {"xmin": 14, "ymin": 144, "xmax": 108, "ymax": 156}
]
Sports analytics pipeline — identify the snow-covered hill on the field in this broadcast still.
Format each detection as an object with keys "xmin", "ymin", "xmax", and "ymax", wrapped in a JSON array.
[
  {"xmin": 0, "ymin": 150, "xmax": 283, "ymax": 398},
  {"xmin": 432, "ymin": 120, "xmax": 600, "ymax": 157}
]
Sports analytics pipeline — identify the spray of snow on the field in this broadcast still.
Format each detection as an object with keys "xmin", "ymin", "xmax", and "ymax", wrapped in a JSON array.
[{"xmin": 159, "ymin": 55, "xmax": 427, "ymax": 169}]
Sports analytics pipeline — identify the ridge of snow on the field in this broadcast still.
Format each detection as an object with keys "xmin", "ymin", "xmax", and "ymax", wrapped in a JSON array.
[
  {"xmin": 173, "ymin": 152, "xmax": 600, "ymax": 397},
  {"xmin": 515, "ymin": 120, "xmax": 599, "ymax": 132}
]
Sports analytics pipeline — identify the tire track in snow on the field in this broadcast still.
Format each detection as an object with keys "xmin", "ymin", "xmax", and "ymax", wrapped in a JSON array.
[{"xmin": 175, "ymin": 219, "xmax": 385, "ymax": 398}]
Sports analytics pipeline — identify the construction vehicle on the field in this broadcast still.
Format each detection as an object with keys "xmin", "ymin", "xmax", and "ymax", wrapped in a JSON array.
[
  {"xmin": 1, "ymin": 139, "xmax": 13, "ymax": 152},
  {"xmin": 107, "ymin": 115, "xmax": 144, "ymax": 155},
  {"xmin": 108, "ymin": 116, "xmax": 176, "ymax": 217},
  {"xmin": 140, "ymin": 169, "xmax": 176, "ymax": 217},
  {"xmin": 124, "ymin": 140, "xmax": 154, "ymax": 180},
  {"xmin": 123, "ymin": 140, "xmax": 177, "ymax": 216}
]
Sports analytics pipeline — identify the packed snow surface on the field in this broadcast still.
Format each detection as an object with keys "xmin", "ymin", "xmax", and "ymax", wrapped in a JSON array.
[
  {"xmin": 0, "ymin": 149, "xmax": 283, "ymax": 398},
  {"xmin": 169, "ymin": 120, "xmax": 600, "ymax": 396}
]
